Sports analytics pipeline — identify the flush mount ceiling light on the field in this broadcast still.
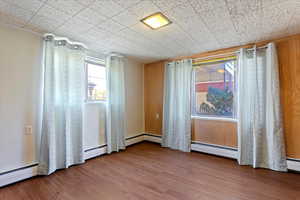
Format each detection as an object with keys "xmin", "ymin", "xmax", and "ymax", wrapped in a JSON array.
[{"xmin": 141, "ymin": 12, "xmax": 172, "ymax": 30}]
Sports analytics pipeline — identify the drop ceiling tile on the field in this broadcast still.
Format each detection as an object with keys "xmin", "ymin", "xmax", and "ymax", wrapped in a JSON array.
[
  {"xmin": 62, "ymin": 33, "xmax": 89, "ymax": 43},
  {"xmin": 112, "ymin": 10, "xmax": 138, "ymax": 27},
  {"xmin": 0, "ymin": 12, "xmax": 27, "ymax": 27},
  {"xmin": 27, "ymin": 14, "xmax": 63, "ymax": 32},
  {"xmin": 23, "ymin": 23, "xmax": 46, "ymax": 34},
  {"xmin": 75, "ymin": 0, "xmax": 95, "ymax": 7},
  {"xmin": 175, "ymin": 15, "xmax": 218, "ymax": 46},
  {"xmin": 75, "ymin": 7, "xmax": 107, "ymax": 25},
  {"xmin": 0, "ymin": 1, "xmax": 35, "ymax": 22},
  {"xmin": 92, "ymin": 38, "xmax": 115, "ymax": 48},
  {"xmin": 98, "ymin": 19, "xmax": 125, "ymax": 33},
  {"xmin": 1, "ymin": 0, "xmax": 300, "ymax": 64},
  {"xmin": 117, "ymin": 28, "xmax": 149, "ymax": 45},
  {"xmin": 130, "ymin": 23, "xmax": 166, "ymax": 41},
  {"xmin": 189, "ymin": 41, "xmax": 219, "ymax": 54},
  {"xmin": 164, "ymin": 2, "xmax": 196, "ymax": 24},
  {"xmin": 262, "ymin": 0, "xmax": 295, "ymax": 7},
  {"xmin": 84, "ymin": 27, "xmax": 111, "ymax": 41},
  {"xmin": 128, "ymin": 0, "xmax": 160, "ymax": 19},
  {"xmin": 91, "ymin": 0, "xmax": 124, "ymax": 18},
  {"xmin": 226, "ymin": 0, "xmax": 262, "ymax": 43},
  {"xmin": 56, "ymin": 17, "xmax": 94, "ymax": 34},
  {"xmin": 226, "ymin": 0, "xmax": 262, "ymax": 16},
  {"xmin": 46, "ymin": 0, "xmax": 85, "ymax": 15},
  {"xmin": 261, "ymin": 1, "xmax": 295, "ymax": 39},
  {"xmin": 288, "ymin": 5, "xmax": 300, "ymax": 35},
  {"xmin": 113, "ymin": 0, "xmax": 141, "ymax": 9},
  {"xmin": 190, "ymin": 0, "xmax": 241, "ymax": 45},
  {"xmin": 191, "ymin": 0, "xmax": 234, "ymax": 30},
  {"xmin": 159, "ymin": 23, "xmax": 189, "ymax": 41},
  {"xmin": 152, "ymin": 0, "xmax": 188, "ymax": 12},
  {"xmin": 3, "ymin": 0, "xmax": 44, "ymax": 13},
  {"xmin": 35, "ymin": 4, "xmax": 70, "ymax": 22},
  {"xmin": 158, "ymin": 39, "xmax": 184, "ymax": 51}
]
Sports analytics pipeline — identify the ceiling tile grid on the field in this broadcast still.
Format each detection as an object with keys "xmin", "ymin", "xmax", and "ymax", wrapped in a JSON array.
[
  {"xmin": 75, "ymin": 7, "xmax": 107, "ymax": 25},
  {"xmin": 0, "ymin": 11, "xmax": 27, "ymax": 27},
  {"xmin": 190, "ymin": 0, "xmax": 242, "ymax": 47},
  {"xmin": 225, "ymin": 0, "xmax": 262, "ymax": 44},
  {"xmin": 27, "ymin": 15, "xmax": 63, "ymax": 32},
  {"xmin": 127, "ymin": 0, "xmax": 160, "ymax": 19},
  {"xmin": 46, "ymin": 0, "xmax": 85, "ymax": 16},
  {"xmin": 288, "ymin": 3, "xmax": 300, "ymax": 35},
  {"xmin": 90, "ymin": 0, "xmax": 124, "ymax": 18},
  {"xmin": 56, "ymin": 16, "xmax": 94, "ymax": 34},
  {"xmin": 98, "ymin": 19, "xmax": 126, "ymax": 33},
  {"xmin": 152, "ymin": 0, "xmax": 188, "ymax": 12},
  {"xmin": 3, "ymin": 0, "xmax": 44, "ymax": 13},
  {"xmin": 113, "ymin": 0, "xmax": 141, "ymax": 9},
  {"xmin": 111, "ymin": 9, "xmax": 139, "ymax": 27},
  {"xmin": 0, "ymin": 0, "xmax": 35, "ymax": 22},
  {"xmin": 260, "ymin": 1, "xmax": 298, "ymax": 40},
  {"xmin": 0, "ymin": 0, "xmax": 300, "ymax": 63}
]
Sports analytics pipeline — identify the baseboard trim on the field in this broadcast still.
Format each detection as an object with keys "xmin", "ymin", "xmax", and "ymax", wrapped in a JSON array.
[
  {"xmin": 144, "ymin": 133, "xmax": 162, "ymax": 143},
  {"xmin": 191, "ymin": 142, "xmax": 238, "ymax": 159},
  {"xmin": 191, "ymin": 142, "xmax": 300, "ymax": 172},
  {"xmin": 0, "ymin": 133, "xmax": 146, "ymax": 187},
  {"xmin": 84, "ymin": 145, "xmax": 107, "ymax": 160},
  {"xmin": 126, "ymin": 134, "xmax": 145, "ymax": 146},
  {"xmin": 0, "ymin": 164, "xmax": 38, "ymax": 187},
  {"xmin": 2, "ymin": 134, "xmax": 299, "ymax": 187},
  {"xmin": 287, "ymin": 158, "xmax": 300, "ymax": 172}
]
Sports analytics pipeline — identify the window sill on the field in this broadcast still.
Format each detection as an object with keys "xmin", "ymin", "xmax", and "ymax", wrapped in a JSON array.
[
  {"xmin": 191, "ymin": 116, "xmax": 237, "ymax": 123},
  {"xmin": 85, "ymin": 100, "xmax": 107, "ymax": 105}
]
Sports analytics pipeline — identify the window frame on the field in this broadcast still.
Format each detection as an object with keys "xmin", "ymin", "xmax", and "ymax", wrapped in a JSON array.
[
  {"xmin": 191, "ymin": 57, "xmax": 238, "ymax": 121},
  {"xmin": 85, "ymin": 58, "xmax": 107, "ymax": 104}
]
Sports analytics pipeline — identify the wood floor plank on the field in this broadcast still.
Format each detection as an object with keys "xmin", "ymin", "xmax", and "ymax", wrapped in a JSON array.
[{"xmin": 0, "ymin": 142, "xmax": 300, "ymax": 200}]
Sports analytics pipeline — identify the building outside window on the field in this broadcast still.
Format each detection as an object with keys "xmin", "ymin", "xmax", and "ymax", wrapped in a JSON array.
[
  {"xmin": 85, "ymin": 59, "xmax": 107, "ymax": 102},
  {"xmin": 192, "ymin": 57, "xmax": 237, "ymax": 119}
]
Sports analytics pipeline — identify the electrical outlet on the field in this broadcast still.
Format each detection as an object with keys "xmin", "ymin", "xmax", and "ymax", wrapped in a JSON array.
[
  {"xmin": 155, "ymin": 113, "xmax": 160, "ymax": 119},
  {"xmin": 25, "ymin": 125, "xmax": 33, "ymax": 135}
]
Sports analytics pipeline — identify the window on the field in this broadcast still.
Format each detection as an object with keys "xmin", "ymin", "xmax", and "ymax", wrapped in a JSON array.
[
  {"xmin": 192, "ymin": 57, "xmax": 237, "ymax": 119},
  {"xmin": 86, "ymin": 60, "xmax": 107, "ymax": 102}
]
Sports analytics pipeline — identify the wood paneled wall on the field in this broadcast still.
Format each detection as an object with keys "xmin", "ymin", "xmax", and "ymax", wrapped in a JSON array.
[
  {"xmin": 192, "ymin": 120, "xmax": 237, "ymax": 148},
  {"xmin": 144, "ymin": 61, "xmax": 164, "ymax": 135},
  {"xmin": 276, "ymin": 36, "xmax": 300, "ymax": 158},
  {"xmin": 144, "ymin": 34, "xmax": 300, "ymax": 159}
]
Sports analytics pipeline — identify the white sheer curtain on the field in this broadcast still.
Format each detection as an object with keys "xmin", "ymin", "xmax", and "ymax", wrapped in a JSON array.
[
  {"xmin": 106, "ymin": 54, "xmax": 126, "ymax": 153},
  {"xmin": 237, "ymin": 43, "xmax": 287, "ymax": 172},
  {"xmin": 38, "ymin": 34, "xmax": 86, "ymax": 175},
  {"xmin": 162, "ymin": 59, "xmax": 192, "ymax": 152}
]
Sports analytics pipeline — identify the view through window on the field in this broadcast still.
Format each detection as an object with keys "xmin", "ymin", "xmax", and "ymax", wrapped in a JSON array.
[
  {"xmin": 86, "ymin": 62, "xmax": 106, "ymax": 101},
  {"xmin": 192, "ymin": 58, "xmax": 237, "ymax": 118}
]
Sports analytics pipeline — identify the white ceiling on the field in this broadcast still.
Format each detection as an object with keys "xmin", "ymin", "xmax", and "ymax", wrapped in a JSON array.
[{"xmin": 0, "ymin": 0, "xmax": 300, "ymax": 63}]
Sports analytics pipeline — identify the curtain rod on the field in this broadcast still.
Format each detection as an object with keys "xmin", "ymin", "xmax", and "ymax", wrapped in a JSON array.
[
  {"xmin": 192, "ymin": 44, "xmax": 269, "ymax": 62},
  {"xmin": 44, "ymin": 33, "xmax": 88, "ymax": 49},
  {"xmin": 244, "ymin": 44, "xmax": 268, "ymax": 52}
]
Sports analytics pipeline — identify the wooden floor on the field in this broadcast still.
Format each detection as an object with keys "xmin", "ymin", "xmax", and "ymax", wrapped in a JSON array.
[{"xmin": 1, "ymin": 142, "xmax": 300, "ymax": 200}]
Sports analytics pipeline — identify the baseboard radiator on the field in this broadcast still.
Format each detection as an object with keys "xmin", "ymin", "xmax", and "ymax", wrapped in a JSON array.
[
  {"xmin": 0, "ymin": 133, "xmax": 146, "ymax": 187},
  {"xmin": 1, "ymin": 133, "xmax": 299, "ymax": 187}
]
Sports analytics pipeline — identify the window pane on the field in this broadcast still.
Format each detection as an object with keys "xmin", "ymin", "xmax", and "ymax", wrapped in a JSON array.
[
  {"xmin": 87, "ymin": 63, "xmax": 106, "ymax": 101},
  {"xmin": 193, "ymin": 60, "xmax": 236, "ymax": 118}
]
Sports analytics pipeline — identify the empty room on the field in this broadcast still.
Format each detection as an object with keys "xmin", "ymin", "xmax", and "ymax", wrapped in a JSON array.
[{"xmin": 1, "ymin": 0, "xmax": 300, "ymax": 199}]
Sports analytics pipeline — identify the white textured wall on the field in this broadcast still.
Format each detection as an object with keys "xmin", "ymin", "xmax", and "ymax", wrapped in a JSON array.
[
  {"xmin": 0, "ymin": 24, "xmax": 43, "ymax": 173},
  {"xmin": 124, "ymin": 58, "xmax": 145, "ymax": 137},
  {"xmin": 0, "ymin": 24, "xmax": 145, "ymax": 173}
]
